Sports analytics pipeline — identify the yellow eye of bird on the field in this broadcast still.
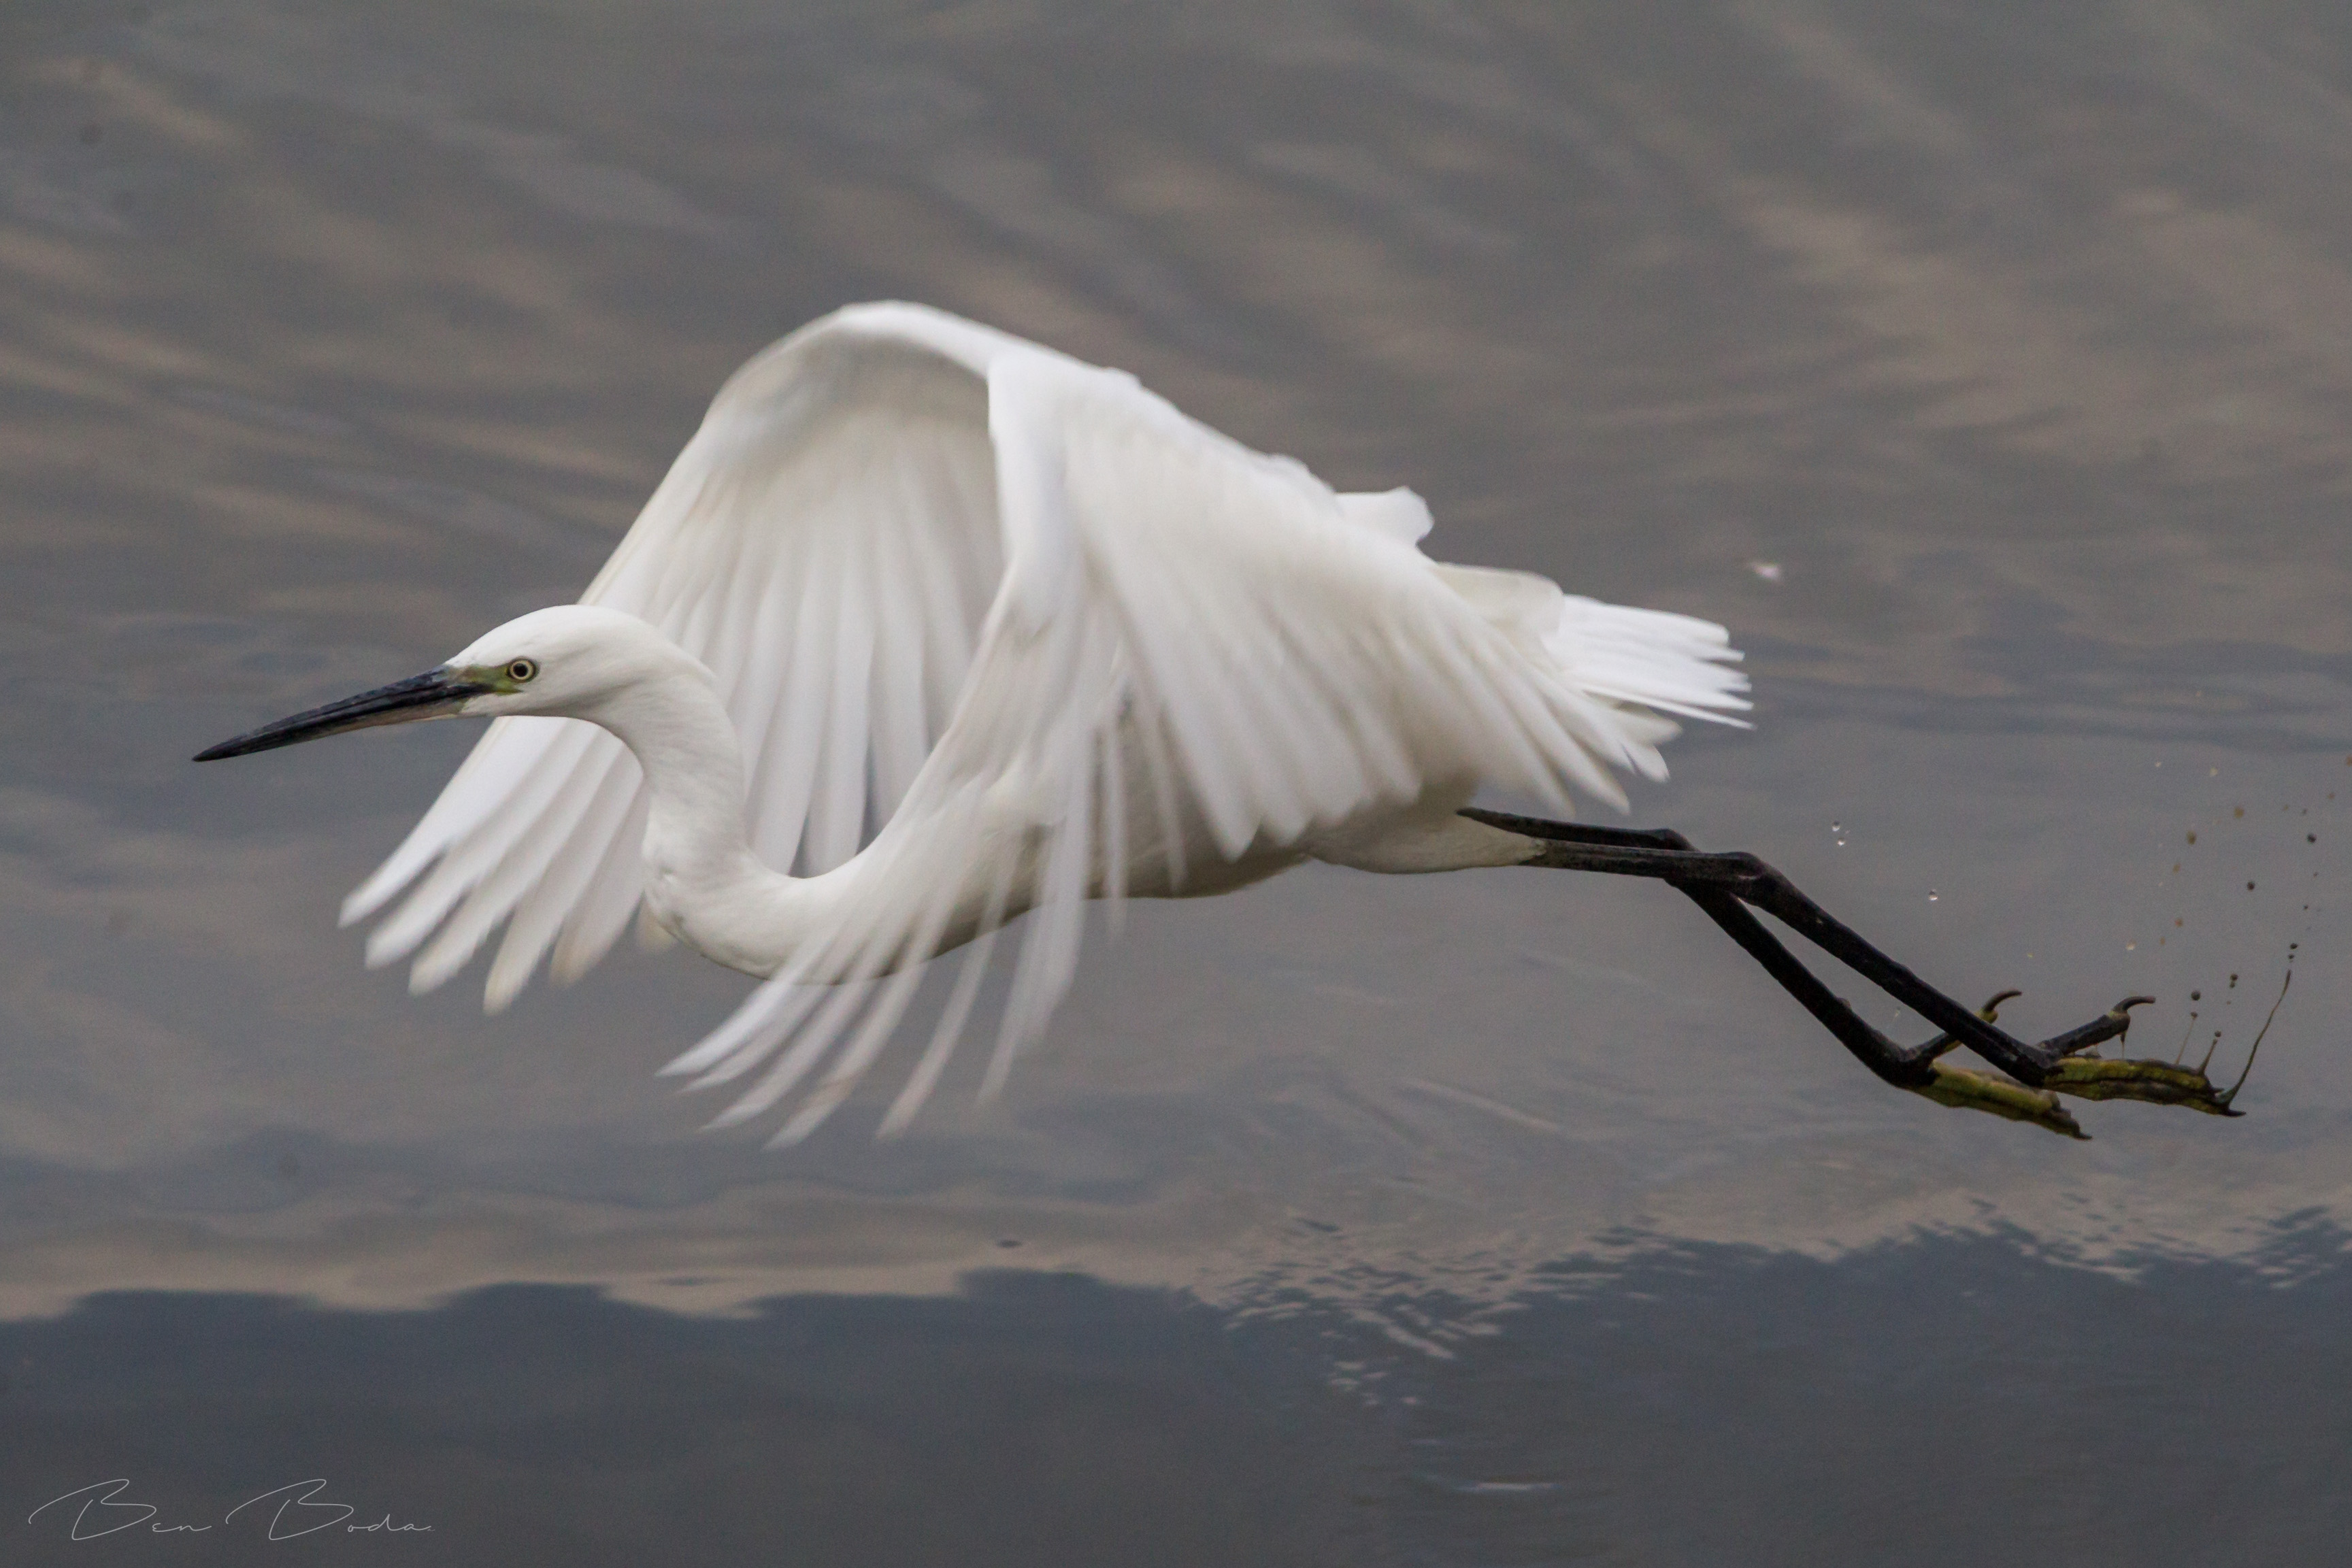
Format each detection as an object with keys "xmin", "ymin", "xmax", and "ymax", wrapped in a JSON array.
[{"xmin": 507, "ymin": 658, "xmax": 537, "ymax": 682}]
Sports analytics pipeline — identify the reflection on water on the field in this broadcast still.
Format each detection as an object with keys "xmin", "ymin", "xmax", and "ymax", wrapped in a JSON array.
[
  {"xmin": 9, "ymin": 1227, "xmax": 2349, "ymax": 1567},
  {"xmin": 5, "ymin": 0, "xmax": 2351, "ymax": 1560}
]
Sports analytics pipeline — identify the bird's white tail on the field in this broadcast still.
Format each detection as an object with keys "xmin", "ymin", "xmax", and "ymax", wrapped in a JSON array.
[
  {"xmin": 1336, "ymin": 493, "xmax": 1749, "ymax": 746},
  {"xmin": 1542, "ymin": 593, "xmax": 1751, "ymax": 728},
  {"xmin": 1427, "ymin": 559, "xmax": 1749, "ymax": 791}
]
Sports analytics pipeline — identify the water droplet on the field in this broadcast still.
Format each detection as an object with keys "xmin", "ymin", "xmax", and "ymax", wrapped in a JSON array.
[
  {"xmin": 2191, "ymin": 990, "xmax": 2201, "ymax": 1001},
  {"xmin": 2247, "ymin": 881, "xmax": 2257, "ymax": 890},
  {"xmin": 1927, "ymin": 890, "xmax": 1939, "ymax": 901}
]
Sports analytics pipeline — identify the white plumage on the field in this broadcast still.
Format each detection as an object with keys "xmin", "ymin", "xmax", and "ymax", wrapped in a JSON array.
[{"xmin": 325, "ymin": 303, "xmax": 1749, "ymax": 1140}]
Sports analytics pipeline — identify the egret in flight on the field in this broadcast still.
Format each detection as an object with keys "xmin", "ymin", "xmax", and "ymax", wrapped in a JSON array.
[{"xmin": 199, "ymin": 303, "xmax": 2242, "ymax": 1141}]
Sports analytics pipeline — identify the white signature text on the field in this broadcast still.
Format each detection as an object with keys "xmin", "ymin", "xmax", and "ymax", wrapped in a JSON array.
[{"xmin": 28, "ymin": 1479, "xmax": 432, "ymax": 1541}]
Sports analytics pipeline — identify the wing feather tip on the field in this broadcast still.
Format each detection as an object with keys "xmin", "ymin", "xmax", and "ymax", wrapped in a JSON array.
[
  {"xmin": 701, "ymin": 1101, "xmax": 763, "ymax": 1132},
  {"xmin": 363, "ymin": 917, "xmax": 429, "ymax": 970},
  {"xmin": 340, "ymin": 854, "xmax": 431, "ymax": 928},
  {"xmin": 769, "ymin": 1092, "xmax": 849, "ymax": 1147},
  {"xmin": 410, "ymin": 924, "xmax": 492, "ymax": 997}
]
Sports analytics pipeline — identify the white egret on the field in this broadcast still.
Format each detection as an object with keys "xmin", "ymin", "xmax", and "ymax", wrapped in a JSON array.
[{"xmin": 200, "ymin": 303, "xmax": 2242, "ymax": 1141}]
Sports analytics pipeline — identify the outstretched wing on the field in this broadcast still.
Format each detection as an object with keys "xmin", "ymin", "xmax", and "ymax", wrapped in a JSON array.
[
  {"xmin": 342, "ymin": 303, "xmax": 1037, "ymax": 1010},
  {"xmin": 344, "ymin": 301, "xmax": 1742, "ymax": 1138},
  {"xmin": 648, "ymin": 341, "xmax": 1744, "ymax": 1141}
]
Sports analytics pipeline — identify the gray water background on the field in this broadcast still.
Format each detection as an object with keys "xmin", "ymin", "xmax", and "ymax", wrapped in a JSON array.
[{"xmin": 3, "ymin": 2, "xmax": 2350, "ymax": 1563}]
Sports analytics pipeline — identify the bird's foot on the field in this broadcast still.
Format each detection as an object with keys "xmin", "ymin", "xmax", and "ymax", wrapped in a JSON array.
[
  {"xmin": 2031, "ymin": 992, "xmax": 2242, "ymax": 1116},
  {"xmin": 2040, "ymin": 1054, "xmax": 2244, "ymax": 1116},
  {"xmin": 1903, "ymin": 990, "xmax": 2089, "ymax": 1138},
  {"xmin": 1904, "ymin": 992, "xmax": 2240, "ymax": 1136}
]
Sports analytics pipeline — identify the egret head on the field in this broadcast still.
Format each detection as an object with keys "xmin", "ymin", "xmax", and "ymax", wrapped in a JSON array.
[{"xmin": 194, "ymin": 605, "xmax": 689, "ymax": 761}]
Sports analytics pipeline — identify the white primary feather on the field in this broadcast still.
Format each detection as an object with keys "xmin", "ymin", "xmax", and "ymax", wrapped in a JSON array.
[{"xmin": 346, "ymin": 302, "xmax": 1748, "ymax": 1137}]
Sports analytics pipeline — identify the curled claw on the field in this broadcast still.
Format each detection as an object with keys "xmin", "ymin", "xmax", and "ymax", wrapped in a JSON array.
[
  {"xmin": 1914, "ymin": 988, "xmax": 2027, "ymax": 1063},
  {"xmin": 2037, "ymin": 995, "xmax": 2155, "ymax": 1061}
]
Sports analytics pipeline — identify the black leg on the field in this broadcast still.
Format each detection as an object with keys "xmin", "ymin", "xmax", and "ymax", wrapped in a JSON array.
[{"xmin": 1461, "ymin": 807, "xmax": 2242, "ymax": 1135}]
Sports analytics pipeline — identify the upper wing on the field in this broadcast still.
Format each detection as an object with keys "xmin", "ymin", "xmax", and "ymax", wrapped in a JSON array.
[
  {"xmin": 341, "ymin": 303, "xmax": 1040, "ymax": 1010},
  {"xmin": 650, "ymin": 345, "xmax": 1741, "ymax": 1141}
]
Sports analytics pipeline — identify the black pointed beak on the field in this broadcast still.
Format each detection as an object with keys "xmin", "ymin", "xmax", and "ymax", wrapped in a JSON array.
[{"xmin": 193, "ymin": 668, "xmax": 493, "ymax": 762}]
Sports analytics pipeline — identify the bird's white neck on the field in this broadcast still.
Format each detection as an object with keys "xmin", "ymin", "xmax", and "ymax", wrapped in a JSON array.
[{"xmin": 583, "ymin": 665, "xmax": 811, "ymax": 975}]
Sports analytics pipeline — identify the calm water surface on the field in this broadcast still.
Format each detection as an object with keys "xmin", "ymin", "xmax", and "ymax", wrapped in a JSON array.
[{"xmin": 4, "ymin": 2, "xmax": 2350, "ymax": 1563}]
